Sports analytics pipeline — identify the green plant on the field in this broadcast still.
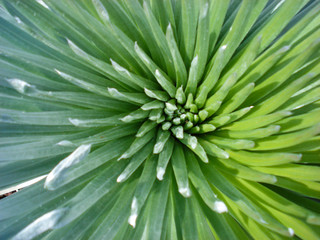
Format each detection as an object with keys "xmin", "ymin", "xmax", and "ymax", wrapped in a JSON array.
[{"xmin": 0, "ymin": 0, "xmax": 320, "ymax": 239}]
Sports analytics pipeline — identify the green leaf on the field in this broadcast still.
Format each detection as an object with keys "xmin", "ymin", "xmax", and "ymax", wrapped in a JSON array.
[
  {"xmin": 204, "ymin": 135, "xmax": 255, "ymax": 150},
  {"xmin": 186, "ymin": 151, "xmax": 227, "ymax": 213},
  {"xmin": 118, "ymin": 128, "xmax": 156, "ymax": 160},
  {"xmin": 153, "ymin": 129, "xmax": 171, "ymax": 154},
  {"xmin": 128, "ymin": 154, "xmax": 157, "ymax": 228},
  {"xmin": 165, "ymin": 23, "xmax": 187, "ymax": 87},
  {"xmin": 215, "ymin": 158, "xmax": 277, "ymax": 184},
  {"xmin": 216, "ymin": 125, "xmax": 281, "ymax": 140},
  {"xmin": 171, "ymin": 143, "xmax": 191, "ymax": 198},
  {"xmin": 44, "ymin": 144, "xmax": 92, "ymax": 190},
  {"xmin": 227, "ymin": 150, "xmax": 301, "ymax": 167},
  {"xmin": 252, "ymin": 124, "xmax": 320, "ymax": 151},
  {"xmin": 117, "ymin": 142, "xmax": 153, "ymax": 183},
  {"xmin": 178, "ymin": 0, "xmax": 198, "ymax": 67},
  {"xmin": 143, "ymin": 173, "xmax": 170, "ymax": 240},
  {"xmin": 223, "ymin": 111, "xmax": 292, "ymax": 131},
  {"xmin": 156, "ymin": 137, "xmax": 174, "ymax": 181}
]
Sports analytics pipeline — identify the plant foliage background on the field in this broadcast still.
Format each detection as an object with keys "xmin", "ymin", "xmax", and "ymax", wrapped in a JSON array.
[{"xmin": 0, "ymin": 0, "xmax": 320, "ymax": 239}]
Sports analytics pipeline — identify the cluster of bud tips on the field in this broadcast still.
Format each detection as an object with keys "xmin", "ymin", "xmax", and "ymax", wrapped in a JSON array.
[{"xmin": 143, "ymin": 86, "xmax": 216, "ymax": 140}]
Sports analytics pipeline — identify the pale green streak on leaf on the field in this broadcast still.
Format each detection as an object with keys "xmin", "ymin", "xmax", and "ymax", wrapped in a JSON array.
[
  {"xmin": 252, "ymin": 164, "xmax": 320, "ymax": 182},
  {"xmin": 154, "ymin": 69, "xmax": 177, "ymax": 98},
  {"xmin": 275, "ymin": 177, "xmax": 320, "ymax": 199},
  {"xmin": 252, "ymin": 124, "xmax": 320, "ymax": 151},
  {"xmin": 216, "ymin": 125, "xmax": 280, "ymax": 140},
  {"xmin": 237, "ymin": 178, "xmax": 318, "ymax": 221},
  {"xmin": 280, "ymin": 85, "xmax": 320, "ymax": 111},
  {"xmin": 227, "ymin": 150, "xmax": 301, "ymax": 167},
  {"xmin": 204, "ymin": 135, "xmax": 255, "ymax": 150},
  {"xmin": 214, "ymin": 158, "xmax": 277, "ymax": 184},
  {"xmin": 223, "ymin": 111, "xmax": 292, "ymax": 131},
  {"xmin": 277, "ymin": 108, "xmax": 320, "ymax": 133}
]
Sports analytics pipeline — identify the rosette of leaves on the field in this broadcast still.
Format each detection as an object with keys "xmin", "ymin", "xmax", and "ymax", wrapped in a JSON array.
[{"xmin": 0, "ymin": 0, "xmax": 320, "ymax": 239}]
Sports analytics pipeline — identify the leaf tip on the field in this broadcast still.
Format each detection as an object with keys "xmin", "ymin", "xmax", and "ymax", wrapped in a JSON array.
[
  {"xmin": 288, "ymin": 228, "xmax": 294, "ymax": 237},
  {"xmin": 157, "ymin": 167, "xmax": 165, "ymax": 181},
  {"xmin": 179, "ymin": 187, "xmax": 191, "ymax": 198},
  {"xmin": 213, "ymin": 201, "xmax": 228, "ymax": 213}
]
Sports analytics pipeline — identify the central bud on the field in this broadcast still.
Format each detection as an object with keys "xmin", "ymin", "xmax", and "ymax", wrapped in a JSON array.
[
  {"xmin": 162, "ymin": 98, "xmax": 200, "ymax": 134},
  {"xmin": 142, "ymin": 86, "xmax": 216, "ymax": 139}
]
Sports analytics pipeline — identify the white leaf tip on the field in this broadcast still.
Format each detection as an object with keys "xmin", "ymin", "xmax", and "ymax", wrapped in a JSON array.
[
  {"xmin": 153, "ymin": 143, "xmax": 162, "ymax": 154},
  {"xmin": 117, "ymin": 174, "xmax": 126, "ymax": 182},
  {"xmin": 288, "ymin": 228, "xmax": 294, "ymax": 236},
  {"xmin": 66, "ymin": 38, "xmax": 73, "ymax": 46},
  {"xmin": 56, "ymin": 140, "xmax": 74, "ymax": 147},
  {"xmin": 35, "ymin": 0, "xmax": 49, "ymax": 9},
  {"xmin": 68, "ymin": 118, "xmax": 81, "ymax": 126},
  {"xmin": 282, "ymin": 45, "xmax": 291, "ymax": 52},
  {"xmin": 45, "ymin": 144, "xmax": 91, "ymax": 190},
  {"xmin": 128, "ymin": 214, "xmax": 137, "ymax": 228},
  {"xmin": 157, "ymin": 167, "xmax": 165, "ymax": 181},
  {"xmin": 189, "ymin": 136, "xmax": 198, "ymax": 149},
  {"xmin": 12, "ymin": 209, "xmax": 66, "ymax": 240},
  {"xmin": 120, "ymin": 115, "xmax": 133, "ymax": 122},
  {"xmin": 214, "ymin": 201, "xmax": 228, "ymax": 213},
  {"xmin": 134, "ymin": 41, "xmax": 139, "ymax": 49},
  {"xmin": 270, "ymin": 176, "xmax": 278, "ymax": 183},
  {"xmin": 179, "ymin": 187, "xmax": 191, "ymax": 198},
  {"xmin": 7, "ymin": 78, "xmax": 31, "ymax": 94},
  {"xmin": 274, "ymin": 125, "xmax": 281, "ymax": 131},
  {"xmin": 295, "ymin": 153, "xmax": 303, "ymax": 162},
  {"xmin": 193, "ymin": 55, "xmax": 199, "ymax": 62},
  {"xmin": 221, "ymin": 45, "xmax": 227, "ymax": 50},
  {"xmin": 117, "ymin": 153, "xmax": 128, "ymax": 161}
]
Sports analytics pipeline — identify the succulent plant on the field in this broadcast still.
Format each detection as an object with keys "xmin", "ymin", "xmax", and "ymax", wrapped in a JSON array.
[{"xmin": 1, "ymin": 0, "xmax": 320, "ymax": 239}]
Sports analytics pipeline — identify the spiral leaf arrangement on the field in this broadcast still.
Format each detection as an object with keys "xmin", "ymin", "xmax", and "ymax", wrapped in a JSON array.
[{"xmin": 0, "ymin": 0, "xmax": 320, "ymax": 239}]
